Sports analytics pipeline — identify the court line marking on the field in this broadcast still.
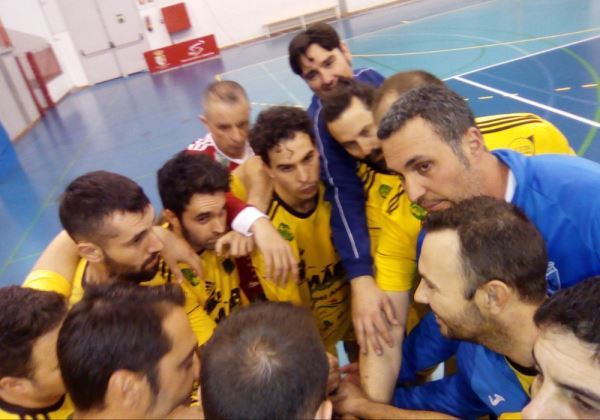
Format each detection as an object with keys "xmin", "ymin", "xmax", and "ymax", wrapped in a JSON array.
[
  {"xmin": 453, "ymin": 76, "xmax": 600, "ymax": 129},
  {"xmin": 353, "ymin": 27, "xmax": 600, "ymax": 57},
  {"xmin": 451, "ymin": 33, "xmax": 600, "ymax": 78},
  {"xmin": 216, "ymin": 0, "xmax": 495, "ymax": 78}
]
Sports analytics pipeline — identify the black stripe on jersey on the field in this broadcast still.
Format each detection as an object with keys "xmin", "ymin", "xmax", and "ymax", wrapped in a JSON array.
[
  {"xmin": 476, "ymin": 114, "xmax": 540, "ymax": 128},
  {"xmin": 267, "ymin": 199, "xmax": 280, "ymax": 219},
  {"xmin": 386, "ymin": 189, "xmax": 405, "ymax": 215},
  {"xmin": 479, "ymin": 120, "xmax": 542, "ymax": 135},
  {"xmin": 363, "ymin": 167, "xmax": 378, "ymax": 198},
  {"xmin": 273, "ymin": 191, "xmax": 318, "ymax": 219}
]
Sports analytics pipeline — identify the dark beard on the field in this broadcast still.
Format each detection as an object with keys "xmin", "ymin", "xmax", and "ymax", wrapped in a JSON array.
[
  {"xmin": 104, "ymin": 252, "xmax": 160, "ymax": 284},
  {"xmin": 360, "ymin": 149, "xmax": 389, "ymax": 173}
]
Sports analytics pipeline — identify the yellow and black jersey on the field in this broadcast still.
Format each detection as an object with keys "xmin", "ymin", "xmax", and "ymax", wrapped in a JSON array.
[
  {"xmin": 374, "ymin": 113, "xmax": 576, "ymax": 293},
  {"xmin": 256, "ymin": 185, "xmax": 352, "ymax": 353},
  {"xmin": 357, "ymin": 162, "xmax": 401, "ymax": 254},
  {"xmin": 477, "ymin": 113, "xmax": 575, "ymax": 156},
  {"xmin": 375, "ymin": 183, "xmax": 425, "ymax": 292},
  {"xmin": 0, "ymin": 394, "xmax": 73, "ymax": 419},
  {"xmin": 23, "ymin": 254, "xmax": 244, "ymax": 346}
]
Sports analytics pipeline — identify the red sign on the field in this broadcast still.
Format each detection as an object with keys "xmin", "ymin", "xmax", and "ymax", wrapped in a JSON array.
[{"xmin": 144, "ymin": 35, "xmax": 219, "ymax": 73}]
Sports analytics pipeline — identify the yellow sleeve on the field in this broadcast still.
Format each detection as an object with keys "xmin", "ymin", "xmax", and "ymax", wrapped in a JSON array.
[
  {"xmin": 499, "ymin": 412, "xmax": 522, "ymax": 419},
  {"xmin": 250, "ymin": 250, "xmax": 303, "ymax": 305},
  {"xmin": 182, "ymin": 284, "xmax": 217, "ymax": 346},
  {"xmin": 375, "ymin": 190, "xmax": 424, "ymax": 292},
  {"xmin": 230, "ymin": 173, "xmax": 248, "ymax": 201},
  {"xmin": 22, "ymin": 269, "xmax": 72, "ymax": 297}
]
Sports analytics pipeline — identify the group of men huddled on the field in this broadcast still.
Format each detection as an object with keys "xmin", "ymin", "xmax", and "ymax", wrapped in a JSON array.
[{"xmin": 1, "ymin": 21, "xmax": 600, "ymax": 419}]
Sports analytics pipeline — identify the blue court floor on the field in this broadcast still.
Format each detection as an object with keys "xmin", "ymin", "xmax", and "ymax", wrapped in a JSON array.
[{"xmin": 1, "ymin": 0, "xmax": 599, "ymax": 286}]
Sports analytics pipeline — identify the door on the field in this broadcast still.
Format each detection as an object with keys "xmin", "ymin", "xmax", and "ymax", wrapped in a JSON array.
[{"xmin": 58, "ymin": 0, "xmax": 148, "ymax": 84}]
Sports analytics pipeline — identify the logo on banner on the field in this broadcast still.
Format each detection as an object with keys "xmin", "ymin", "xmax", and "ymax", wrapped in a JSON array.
[{"xmin": 188, "ymin": 40, "xmax": 206, "ymax": 56}]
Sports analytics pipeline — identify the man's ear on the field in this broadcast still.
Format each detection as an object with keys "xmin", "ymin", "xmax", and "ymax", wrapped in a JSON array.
[
  {"xmin": 106, "ymin": 370, "xmax": 149, "ymax": 412},
  {"xmin": 339, "ymin": 41, "xmax": 352, "ymax": 63},
  {"xmin": 476, "ymin": 280, "xmax": 511, "ymax": 315},
  {"xmin": 77, "ymin": 242, "xmax": 104, "ymax": 264},
  {"xmin": 262, "ymin": 160, "xmax": 275, "ymax": 180},
  {"xmin": 314, "ymin": 399, "xmax": 333, "ymax": 420},
  {"xmin": 163, "ymin": 209, "xmax": 182, "ymax": 236},
  {"xmin": 199, "ymin": 115, "xmax": 209, "ymax": 126},
  {"xmin": 463, "ymin": 126, "xmax": 486, "ymax": 159},
  {"xmin": 0, "ymin": 376, "xmax": 29, "ymax": 397}
]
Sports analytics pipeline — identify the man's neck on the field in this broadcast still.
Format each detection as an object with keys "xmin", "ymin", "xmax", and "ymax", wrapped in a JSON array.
[
  {"xmin": 480, "ymin": 153, "xmax": 510, "ymax": 200},
  {"xmin": 0, "ymin": 390, "xmax": 64, "ymax": 411},
  {"xmin": 76, "ymin": 407, "xmax": 141, "ymax": 420},
  {"xmin": 489, "ymin": 302, "xmax": 540, "ymax": 368},
  {"xmin": 83, "ymin": 262, "xmax": 113, "ymax": 286},
  {"xmin": 274, "ymin": 187, "xmax": 317, "ymax": 214}
]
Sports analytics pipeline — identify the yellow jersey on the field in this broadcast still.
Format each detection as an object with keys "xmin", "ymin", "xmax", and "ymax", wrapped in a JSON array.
[
  {"xmin": 375, "ymin": 113, "xmax": 576, "ymax": 292},
  {"xmin": 255, "ymin": 186, "xmax": 352, "ymax": 352},
  {"xmin": 357, "ymin": 163, "xmax": 401, "ymax": 254},
  {"xmin": 0, "ymin": 394, "xmax": 73, "ymax": 419},
  {"xmin": 23, "ymin": 255, "xmax": 245, "ymax": 346}
]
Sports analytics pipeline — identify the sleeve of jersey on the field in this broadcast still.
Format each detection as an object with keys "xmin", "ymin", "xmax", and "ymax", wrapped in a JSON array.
[
  {"xmin": 392, "ymin": 373, "xmax": 490, "ymax": 419},
  {"xmin": 316, "ymin": 115, "xmax": 374, "ymax": 279},
  {"xmin": 375, "ymin": 193, "xmax": 422, "ymax": 292},
  {"xmin": 22, "ymin": 269, "xmax": 73, "ymax": 297},
  {"xmin": 399, "ymin": 311, "xmax": 461, "ymax": 382},
  {"xmin": 249, "ymin": 250, "xmax": 303, "ymax": 305},
  {"xmin": 225, "ymin": 192, "xmax": 249, "ymax": 224},
  {"xmin": 185, "ymin": 301, "xmax": 217, "ymax": 346}
]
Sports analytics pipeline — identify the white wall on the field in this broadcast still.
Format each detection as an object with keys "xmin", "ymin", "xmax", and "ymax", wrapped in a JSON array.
[
  {"xmin": 344, "ymin": 0, "xmax": 397, "ymax": 14},
  {"xmin": 140, "ymin": 0, "xmax": 339, "ymax": 49},
  {"xmin": 0, "ymin": 0, "xmax": 88, "ymax": 99}
]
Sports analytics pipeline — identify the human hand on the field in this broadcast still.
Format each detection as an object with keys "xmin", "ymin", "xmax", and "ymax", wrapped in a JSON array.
[
  {"xmin": 351, "ymin": 276, "xmax": 398, "ymax": 355},
  {"xmin": 215, "ymin": 231, "xmax": 254, "ymax": 258},
  {"xmin": 250, "ymin": 217, "xmax": 298, "ymax": 285}
]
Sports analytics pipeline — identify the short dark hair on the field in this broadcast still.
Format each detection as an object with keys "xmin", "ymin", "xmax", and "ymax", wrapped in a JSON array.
[
  {"xmin": 57, "ymin": 282, "xmax": 185, "ymax": 412},
  {"xmin": 157, "ymin": 152, "xmax": 230, "ymax": 219},
  {"xmin": 201, "ymin": 301, "xmax": 329, "ymax": 419},
  {"xmin": 322, "ymin": 78, "xmax": 375, "ymax": 124},
  {"xmin": 249, "ymin": 106, "xmax": 315, "ymax": 165},
  {"xmin": 372, "ymin": 70, "xmax": 443, "ymax": 113},
  {"xmin": 377, "ymin": 85, "xmax": 476, "ymax": 159},
  {"xmin": 289, "ymin": 22, "xmax": 342, "ymax": 76},
  {"xmin": 59, "ymin": 171, "xmax": 151, "ymax": 243},
  {"xmin": 202, "ymin": 80, "xmax": 248, "ymax": 109},
  {"xmin": 534, "ymin": 276, "xmax": 600, "ymax": 362},
  {"xmin": 0, "ymin": 286, "xmax": 67, "ymax": 379},
  {"xmin": 423, "ymin": 196, "xmax": 548, "ymax": 303}
]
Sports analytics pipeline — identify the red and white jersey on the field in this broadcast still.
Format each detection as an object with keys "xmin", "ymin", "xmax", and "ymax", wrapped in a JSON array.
[{"xmin": 186, "ymin": 133, "xmax": 253, "ymax": 171}]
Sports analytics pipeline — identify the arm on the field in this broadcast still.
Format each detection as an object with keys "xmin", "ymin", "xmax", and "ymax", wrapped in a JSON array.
[
  {"xmin": 360, "ymin": 291, "xmax": 410, "ymax": 403},
  {"xmin": 231, "ymin": 156, "xmax": 273, "ymax": 212},
  {"xmin": 313, "ymin": 109, "xmax": 397, "ymax": 354},
  {"xmin": 392, "ymin": 373, "xmax": 490, "ymax": 419},
  {"xmin": 333, "ymin": 380, "xmax": 456, "ymax": 420},
  {"xmin": 29, "ymin": 230, "xmax": 80, "ymax": 281}
]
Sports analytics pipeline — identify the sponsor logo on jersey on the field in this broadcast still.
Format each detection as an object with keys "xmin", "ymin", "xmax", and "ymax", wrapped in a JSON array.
[
  {"xmin": 488, "ymin": 393, "xmax": 506, "ymax": 406},
  {"xmin": 410, "ymin": 202, "xmax": 427, "ymax": 221},
  {"xmin": 379, "ymin": 184, "xmax": 392, "ymax": 199},
  {"xmin": 277, "ymin": 223, "xmax": 294, "ymax": 241},
  {"xmin": 182, "ymin": 267, "xmax": 199, "ymax": 286},
  {"xmin": 546, "ymin": 261, "xmax": 561, "ymax": 294}
]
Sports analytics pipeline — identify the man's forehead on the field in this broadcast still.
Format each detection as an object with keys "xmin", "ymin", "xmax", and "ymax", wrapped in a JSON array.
[
  {"xmin": 205, "ymin": 100, "xmax": 249, "ymax": 121},
  {"xmin": 186, "ymin": 192, "xmax": 225, "ymax": 212},
  {"xmin": 103, "ymin": 207, "xmax": 154, "ymax": 236},
  {"xmin": 300, "ymin": 44, "xmax": 337, "ymax": 68}
]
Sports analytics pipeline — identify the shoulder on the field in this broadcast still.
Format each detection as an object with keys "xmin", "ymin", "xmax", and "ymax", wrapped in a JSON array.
[
  {"xmin": 353, "ymin": 68, "xmax": 385, "ymax": 86},
  {"xmin": 186, "ymin": 135, "xmax": 217, "ymax": 155}
]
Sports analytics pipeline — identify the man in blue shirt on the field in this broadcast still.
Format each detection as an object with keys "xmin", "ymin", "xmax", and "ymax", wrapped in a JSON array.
[
  {"xmin": 372, "ymin": 84, "xmax": 600, "ymax": 415},
  {"xmin": 334, "ymin": 197, "xmax": 547, "ymax": 418},
  {"xmin": 288, "ymin": 23, "xmax": 391, "ymax": 356}
]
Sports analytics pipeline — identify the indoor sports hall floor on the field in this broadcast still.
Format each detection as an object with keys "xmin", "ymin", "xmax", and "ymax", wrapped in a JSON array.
[{"xmin": 1, "ymin": 0, "xmax": 599, "ymax": 287}]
